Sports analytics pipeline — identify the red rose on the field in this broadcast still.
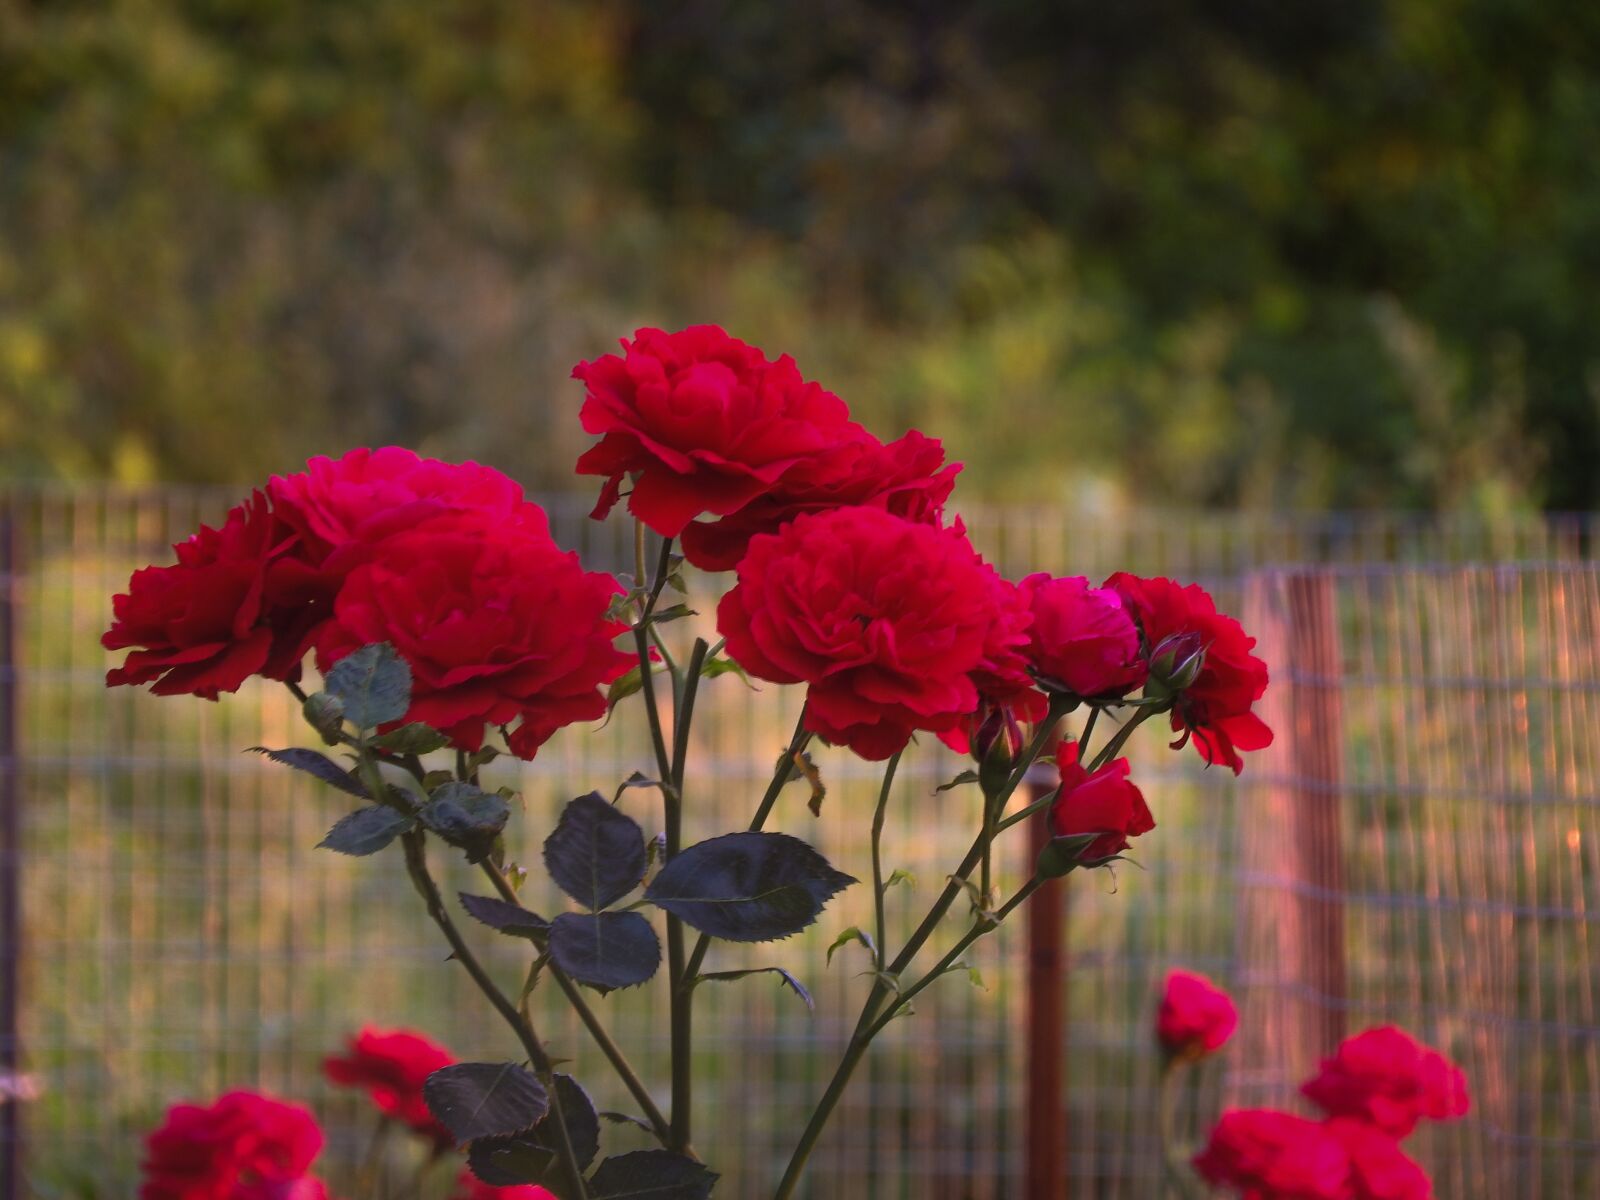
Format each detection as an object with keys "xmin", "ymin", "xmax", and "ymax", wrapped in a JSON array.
[
  {"xmin": 1104, "ymin": 573, "xmax": 1272, "ymax": 774},
  {"xmin": 140, "ymin": 1091, "xmax": 325, "ymax": 1200},
  {"xmin": 678, "ymin": 430, "xmax": 960, "ymax": 571},
  {"xmin": 1047, "ymin": 742, "xmax": 1155, "ymax": 860},
  {"xmin": 1157, "ymin": 969, "xmax": 1238, "ymax": 1060},
  {"xmin": 269, "ymin": 446, "xmax": 545, "ymax": 568},
  {"xmin": 717, "ymin": 506, "xmax": 1006, "ymax": 760},
  {"xmin": 1193, "ymin": 1109, "xmax": 1350, "ymax": 1200},
  {"xmin": 315, "ymin": 510, "xmax": 633, "ymax": 759},
  {"xmin": 323, "ymin": 1027, "xmax": 454, "ymax": 1146},
  {"xmin": 940, "ymin": 571, "xmax": 1050, "ymax": 759},
  {"xmin": 450, "ymin": 1170, "xmax": 557, "ymax": 1200},
  {"xmin": 1301, "ymin": 1026, "xmax": 1470, "ymax": 1137},
  {"xmin": 1325, "ymin": 1119, "xmax": 1434, "ymax": 1200},
  {"xmin": 1019, "ymin": 573, "xmax": 1146, "ymax": 699},
  {"xmin": 104, "ymin": 492, "xmax": 337, "ymax": 698},
  {"xmin": 574, "ymin": 325, "xmax": 874, "ymax": 537}
]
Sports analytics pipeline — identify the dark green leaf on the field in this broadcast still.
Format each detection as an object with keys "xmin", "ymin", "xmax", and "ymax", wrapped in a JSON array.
[
  {"xmin": 544, "ymin": 792, "xmax": 647, "ymax": 912},
  {"xmin": 458, "ymin": 892, "xmax": 550, "ymax": 939},
  {"xmin": 317, "ymin": 805, "xmax": 413, "ymax": 856},
  {"xmin": 696, "ymin": 966, "xmax": 813, "ymax": 1011},
  {"xmin": 599, "ymin": 1111, "xmax": 656, "ymax": 1134},
  {"xmin": 589, "ymin": 1150, "xmax": 718, "ymax": 1199},
  {"xmin": 606, "ymin": 666, "xmax": 644, "ymax": 708},
  {"xmin": 420, "ymin": 783, "xmax": 510, "ymax": 861},
  {"xmin": 423, "ymin": 1062, "xmax": 548, "ymax": 1146},
  {"xmin": 935, "ymin": 769, "xmax": 981, "ymax": 793},
  {"xmin": 467, "ymin": 1136, "xmax": 555, "ymax": 1188},
  {"xmin": 530, "ymin": 1074, "xmax": 601, "ymax": 1172},
  {"xmin": 548, "ymin": 912, "xmax": 661, "ymax": 991},
  {"xmin": 613, "ymin": 771, "xmax": 661, "ymax": 804},
  {"xmin": 698, "ymin": 657, "xmax": 757, "ymax": 690},
  {"xmin": 324, "ymin": 642, "xmax": 412, "ymax": 729},
  {"xmin": 372, "ymin": 723, "xmax": 450, "ymax": 755},
  {"xmin": 248, "ymin": 747, "xmax": 368, "ymax": 799},
  {"xmin": 643, "ymin": 602, "xmax": 695, "ymax": 626},
  {"xmin": 644, "ymin": 832, "xmax": 856, "ymax": 943}
]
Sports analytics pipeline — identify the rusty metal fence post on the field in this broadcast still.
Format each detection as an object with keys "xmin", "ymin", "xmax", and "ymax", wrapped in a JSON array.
[{"xmin": 1024, "ymin": 734, "xmax": 1066, "ymax": 1200}]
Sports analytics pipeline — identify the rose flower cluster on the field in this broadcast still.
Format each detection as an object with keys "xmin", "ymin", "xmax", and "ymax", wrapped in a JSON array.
[
  {"xmin": 139, "ymin": 1028, "xmax": 554, "ymax": 1200},
  {"xmin": 103, "ymin": 448, "xmax": 632, "ymax": 760},
  {"xmin": 1154, "ymin": 973, "xmax": 1471, "ymax": 1200}
]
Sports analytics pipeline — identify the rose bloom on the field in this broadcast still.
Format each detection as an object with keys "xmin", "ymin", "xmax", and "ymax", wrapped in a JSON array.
[
  {"xmin": 1157, "ymin": 969, "xmax": 1238, "ymax": 1060},
  {"xmin": 1301, "ymin": 1025, "xmax": 1471, "ymax": 1137},
  {"xmin": 1326, "ymin": 1119, "xmax": 1434, "ymax": 1200},
  {"xmin": 450, "ymin": 1171, "xmax": 557, "ymax": 1200},
  {"xmin": 269, "ymin": 446, "xmax": 545, "ymax": 568},
  {"xmin": 574, "ymin": 325, "xmax": 875, "ymax": 538},
  {"xmin": 941, "ymin": 571, "xmax": 1049, "ymax": 759},
  {"xmin": 140, "ymin": 1091, "xmax": 325, "ymax": 1200},
  {"xmin": 678, "ymin": 429, "xmax": 960, "ymax": 571},
  {"xmin": 1193, "ymin": 1109, "xmax": 1350, "ymax": 1200},
  {"xmin": 315, "ymin": 510, "xmax": 633, "ymax": 759},
  {"xmin": 1048, "ymin": 742, "xmax": 1155, "ymax": 860},
  {"xmin": 718, "ymin": 506, "xmax": 1007, "ymax": 760},
  {"xmin": 104, "ymin": 491, "xmax": 338, "ymax": 699},
  {"xmin": 323, "ymin": 1027, "xmax": 454, "ymax": 1146},
  {"xmin": 1019, "ymin": 574, "xmax": 1146, "ymax": 699},
  {"xmin": 1104, "ymin": 573, "xmax": 1272, "ymax": 774}
]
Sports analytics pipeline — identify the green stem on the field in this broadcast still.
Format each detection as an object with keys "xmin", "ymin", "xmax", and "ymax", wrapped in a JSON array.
[
  {"xmin": 1158, "ymin": 1059, "xmax": 1203, "ymax": 1198},
  {"xmin": 1084, "ymin": 705, "xmax": 1157, "ymax": 773},
  {"xmin": 870, "ymin": 749, "xmax": 903, "ymax": 967},
  {"xmin": 665, "ymin": 638, "xmax": 710, "ymax": 1155},
  {"xmin": 683, "ymin": 712, "xmax": 810, "ymax": 981},
  {"xmin": 400, "ymin": 832, "xmax": 589, "ymax": 1200},
  {"xmin": 478, "ymin": 860, "xmax": 673, "ymax": 1147}
]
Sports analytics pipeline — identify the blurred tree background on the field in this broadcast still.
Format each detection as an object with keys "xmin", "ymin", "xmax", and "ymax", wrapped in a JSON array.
[{"xmin": 0, "ymin": 0, "xmax": 1595, "ymax": 510}]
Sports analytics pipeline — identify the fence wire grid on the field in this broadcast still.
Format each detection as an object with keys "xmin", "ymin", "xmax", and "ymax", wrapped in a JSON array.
[{"xmin": 0, "ymin": 485, "xmax": 1595, "ymax": 1198}]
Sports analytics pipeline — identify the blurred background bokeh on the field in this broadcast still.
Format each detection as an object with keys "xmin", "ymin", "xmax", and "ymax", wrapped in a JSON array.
[
  {"xmin": 5, "ymin": 4, "xmax": 1600, "ymax": 1198},
  {"xmin": 3, "ymin": 0, "xmax": 1598, "ymax": 509}
]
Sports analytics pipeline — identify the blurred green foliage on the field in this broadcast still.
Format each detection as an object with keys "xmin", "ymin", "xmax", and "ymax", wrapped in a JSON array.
[{"xmin": 1, "ymin": 0, "xmax": 1596, "ymax": 509}]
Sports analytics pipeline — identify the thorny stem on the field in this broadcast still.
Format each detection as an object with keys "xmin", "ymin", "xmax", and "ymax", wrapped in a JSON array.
[
  {"xmin": 478, "ymin": 859, "xmax": 674, "ymax": 1147},
  {"xmin": 400, "ymin": 830, "xmax": 589, "ymax": 1200},
  {"xmin": 871, "ymin": 749, "xmax": 903, "ymax": 967}
]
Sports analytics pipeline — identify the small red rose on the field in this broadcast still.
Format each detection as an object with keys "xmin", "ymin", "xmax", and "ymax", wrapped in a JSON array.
[
  {"xmin": 1301, "ymin": 1025, "xmax": 1471, "ymax": 1137},
  {"xmin": 1157, "ymin": 969, "xmax": 1238, "ymax": 1060},
  {"xmin": 678, "ymin": 429, "xmax": 959, "ymax": 571},
  {"xmin": 718, "ymin": 506, "xmax": 1004, "ymax": 760},
  {"xmin": 1193, "ymin": 1109, "xmax": 1350, "ymax": 1200},
  {"xmin": 140, "ymin": 1091, "xmax": 325, "ymax": 1200},
  {"xmin": 315, "ymin": 510, "xmax": 633, "ymax": 759},
  {"xmin": 1047, "ymin": 742, "xmax": 1155, "ymax": 861},
  {"xmin": 574, "ymin": 325, "xmax": 874, "ymax": 537},
  {"xmin": 1019, "ymin": 573, "xmax": 1146, "ymax": 699},
  {"xmin": 323, "ymin": 1027, "xmax": 454, "ymax": 1146},
  {"xmin": 940, "ymin": 570, "xmax": 1050, "ymax": 759},
  {"xmin": 1325, "ymin": 1118, "xmax": 1434, "ymax": 1200},
  {"xmin": 449, "ymin": 1170, "xmax": 558, "ymax": 1200},
  {"xmin": 104, "ymin": 491, "xmax": 337, "ymax": 699},
  {"xmin": 1104, "ymin": 573, "xmax": 1272, "ymax": 773}
]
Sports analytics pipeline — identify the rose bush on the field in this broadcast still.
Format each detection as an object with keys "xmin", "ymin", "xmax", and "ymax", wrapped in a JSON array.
[{"xmin": 109, "ymin": 324, "xmax": 1283, "ymax": 1198}]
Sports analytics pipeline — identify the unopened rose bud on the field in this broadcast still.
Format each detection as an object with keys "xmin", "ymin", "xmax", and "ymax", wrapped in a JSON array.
[
  {"xmin": 975, "ymin": 704, "xmax": 1024, "ymax": 796},
  {"xmin": 302, "ymin": 691, "xmax": 346, "ymax": 745},
  {"xmin": 1148, "ymin": 632, "xmax": 1207, "ymax": 697}
]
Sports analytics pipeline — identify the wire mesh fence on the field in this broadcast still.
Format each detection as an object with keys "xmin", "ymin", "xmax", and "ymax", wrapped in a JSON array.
[{"xmin": 0, "ymin": 484, "xmax": 1595, "ymax": 1197}]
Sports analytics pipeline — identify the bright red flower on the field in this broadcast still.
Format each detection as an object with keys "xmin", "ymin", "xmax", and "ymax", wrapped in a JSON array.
[
  {"xmin": 574, "ymin": 325, "xmax": 875, "ymax": 538},
  {"xmin": 1325, "ymin": 1119, "xmax": 1434, "ymax": 1200},
  {"xmin": 1301, "ymin": 1026, "xmax": 1471, "ymax": 1137},
  {"xmin": 315, "ymin": 510, "xmax": 633, "ymax": 759},
  {"xmin": 939, "ymin": 571, "xmax": 1050, "ymax": 759},
  {"xmin": 717, "ymin": 506, "xmax": 1006, "ymax": 760},
  {"xmin": 1019, "ymin": 573, "xmax": 1146, "ymax": 699},
  {"xmin": 1193, "ymin": 1109, "xmax": 1350, "ymax": 1200},
  {"xmin": 1047, "ymin": 742, "xmax": 1155, "ymax": 861},
  {"xmin": 1157, "ymin": 969, "xmax": 1238, "ymax": 1060},
  {"xmin": 677, "ymin": 429, "xmax": 960, "ymax": 571},
  {"xmin": 1104, "ymin": 573, "xmax": 1272, "ymax": 773},
  {"xmin": 269, "ymin": 446, "xmax": 546, "ymax": 568},
  {"xmin": 449, "ymin": 1170, "xmax": 557, "ymax": 1200},
  {"xmin": 140, "ymin": 1091, "xmax": 325, "ymax": 1200},
  {"xmin": 104, "ymin": 492, "xmax": 338, "ymax": 698},
  {"xmin": 323, "ymin": 1027, "xmax": 454, "ymax": 1146}
]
